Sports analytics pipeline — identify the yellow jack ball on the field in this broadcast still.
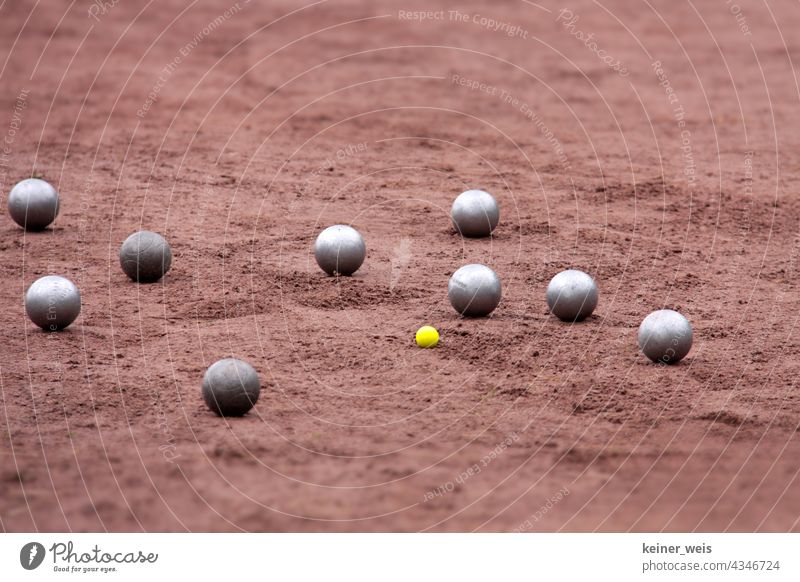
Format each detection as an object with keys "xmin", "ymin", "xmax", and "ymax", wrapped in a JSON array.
[{"xmin": 415, "ymin": 325, "xmax": 439, "ymax": 348}]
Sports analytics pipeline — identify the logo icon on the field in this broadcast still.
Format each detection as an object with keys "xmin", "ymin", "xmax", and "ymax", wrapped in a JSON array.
[{"xmin": 20, "ymin": 542, "xmax": 46, "ymax": 570}]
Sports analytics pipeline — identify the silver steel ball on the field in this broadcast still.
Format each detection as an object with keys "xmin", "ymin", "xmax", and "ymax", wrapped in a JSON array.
[
  {"xmin": 119, "ymin": 230, "xmax": 172, "ymax": 283},
  {"xmin": 546, "ymin": 269, "xmax": 599, "ymax": 321},
  {"xmin": 448, "ymin": 263, "xmax": 502, "ymax": 317},
  {"xmin": 314, "ymin": 224, "xmax": 366, "ymax": 276},
  {"xmin": 8, "ymin": 178, "xmax": 60, "ymax": 230},
  {"xmin": 202, "ymin": 358, "xmax": 261, "ymax": 417},
  {"xmin": 638, "ymin": 309, "xmax": 693, "ymax": 364},
  {"xmin": 25, "ymin": 275, "xmax": 81, "ymax": 331},
  {"xmin": 450, "ymin": 189, "xmax": 499, "ymax": 237}
]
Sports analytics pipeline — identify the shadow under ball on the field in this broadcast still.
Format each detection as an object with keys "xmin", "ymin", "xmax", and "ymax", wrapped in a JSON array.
[
  {"xmin": 314, "ymin": 224, "xmax": 366, "ymax": 276},
  {"xmin": 8, "ymin": 178, "xmax": 60, "ymax": 230},
  {"xmin": 448, "ymin": 263, "xmax": 502, "ymax": 317},
  {"xmin": 25, "ymin": 275, "xmax": 81, "ymax": 331},
  {"xmin": 202, "ymin": 358, "xmax": 261, "ymax": 416},
  {"xmin": 546, "ymin": 269, "xmax": 599, "ymax": 321},
  {"xmin": 638, "ymin": 309, "xmax": 693, "ymax": 364},
  {"xmin": 450, "ymin": 189, "xmax": 499, "ymax": 237},
  {"xmin": 119, "ymin": 230, "xmax": 172, "ymax": 283}
]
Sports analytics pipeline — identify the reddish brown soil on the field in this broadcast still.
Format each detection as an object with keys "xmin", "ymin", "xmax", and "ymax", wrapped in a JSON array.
[{"xmin": 2, "ymin": 0, "xmax": 800, "ymax": 532}]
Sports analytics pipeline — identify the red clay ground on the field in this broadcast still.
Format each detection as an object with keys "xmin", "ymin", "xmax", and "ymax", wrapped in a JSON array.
[{"xmin": 2, "ymin": 0, "xmax": 800, "ymax": 532}]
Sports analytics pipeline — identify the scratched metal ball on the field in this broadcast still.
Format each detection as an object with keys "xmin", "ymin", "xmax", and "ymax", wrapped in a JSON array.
[
  {"xmin": 8, "ymin": 178, "xmax": 60, "ymax": 230},
  {"xmin": 119, "ymin": 230, "xmax": 172, "ymax": 283},
  {"xmin": 546, "ymin": 269, "xmax": 599, "ymax": 322},
  {"xmin": 448, "ymin": 263, "xmax": 502, "ymax": 317},
  {"xmin": 25, "ymin": 275, "xmax": 81, "ymax": 331},
  {"xmin": 450, "ymin": 189, "xmax": 499, "ymax": 237},
  {"xmin": 314, "ymin": 224, "xmax": 366, "ymax": 276},
  {"xmin": 637, "ymin": 309, "xmax": 693, "ymax": 364},
  {"xmin": 202, "ymin": 358, "xmax": 261, "ymax": 417}
]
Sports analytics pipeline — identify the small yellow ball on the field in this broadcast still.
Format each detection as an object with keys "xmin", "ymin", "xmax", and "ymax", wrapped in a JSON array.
[{"xmin": 415, "ymin": 325, "xmax": 439, "ymax": 348}]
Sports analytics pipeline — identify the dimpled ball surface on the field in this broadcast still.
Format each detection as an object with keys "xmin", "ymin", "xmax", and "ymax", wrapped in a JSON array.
[
  {"xmin": 119, "ymin": 230, "xmax": 173, "ymax": 283},
  {"xmin": 314, "ymin": 224, "xmax": 366, "ymax": 276},
  {"xmin": 546, "ymin": 269, "xmax": 599, "ymax": 321},
  {"xmin": 450, "ymin": 189, "xmax": 499, "ymax": 237},
  {"xmin": 25, "ymin": 275, "xmax": 81, "ymax": 331},
  {"xmin": 448, "ymin": 263, "xmax": 502, "ymax": 317},
  {"xmin": 637, "ymin": 309, "xmax": 693, "ymax": 364},
  {"xmin": 415, "ymin": 325, "xmax": 440, "ymax": 348},
  {"xmin": 8, "ymin": 178, "xmax": 60, "ymax": 230},
  {"xmin": 202, "ymin": 358, "xmax": 261, "ymax": 416}
]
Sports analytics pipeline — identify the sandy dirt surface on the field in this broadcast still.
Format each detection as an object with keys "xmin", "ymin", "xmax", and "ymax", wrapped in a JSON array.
[{"xmin": 2, "ymin": 0, "xmax": 800, "ymax": 532}]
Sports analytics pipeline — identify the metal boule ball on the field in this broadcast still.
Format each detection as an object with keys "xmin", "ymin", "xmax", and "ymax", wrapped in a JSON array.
[
  {"xmin": 202, "ymin": 358, "xmax": 261, "ymax": 416},
  {"xmin": 637, "ymin": 309, "xmax": 693, "ymax": 364},
  {"xmin": 450, "ymin": 189, "xmax": 499, "ymax": 237},
  {"xmin": 25, "ymin": 275, "xmax": 81, "ymax": 331},
  {"xmin": 119, "ymin": 230, "xmax": 173, "ymax": 283},
  {"xmin": 314, "ymin": 224, "xmax": 366, "ymax": 276},
  {"xmin": 8, "ymin": 178, "xmax": 60, "ymax": 230},
  {"xmin": 448, "ymin": 263, "xmax": 502, "ymax": 317},
  {"xmin": 546, "ymin": 269, "xmax": 599, "ymax": 321}
]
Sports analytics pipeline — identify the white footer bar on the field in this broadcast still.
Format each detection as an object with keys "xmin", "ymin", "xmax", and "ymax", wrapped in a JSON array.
[{"xmin": 1, "ymin": 533, "xmax": 796, "ymax": 581}]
